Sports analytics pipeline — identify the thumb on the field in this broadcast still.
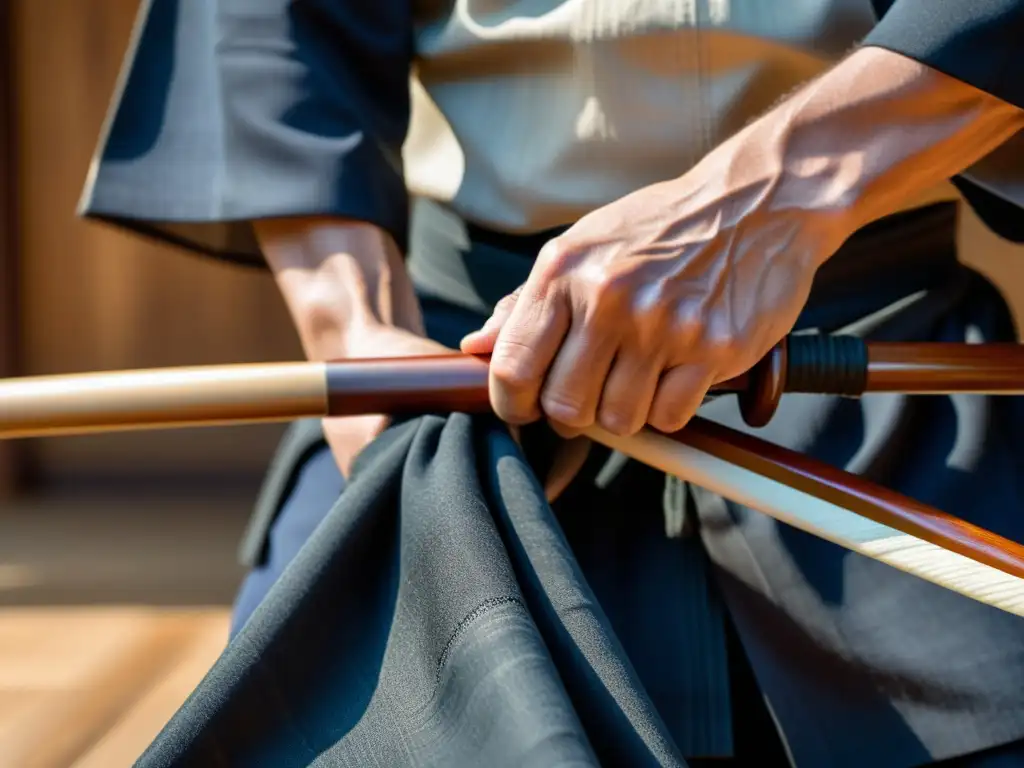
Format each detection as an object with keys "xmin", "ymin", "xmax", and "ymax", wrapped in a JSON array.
[{"xmin": 460, "ymin": 285, "xmax": 524, "ymax": 354}]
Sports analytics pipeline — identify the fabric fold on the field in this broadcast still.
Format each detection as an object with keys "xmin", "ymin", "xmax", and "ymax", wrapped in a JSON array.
[{"xmin": 136, "ymin": 414, "xmax": 686, "ymax": 767}]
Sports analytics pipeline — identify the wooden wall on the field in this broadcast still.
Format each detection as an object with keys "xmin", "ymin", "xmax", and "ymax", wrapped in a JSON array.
[
  {"xmin": 11, "ymin": 0, "xmax": 301, "ymax": 488},
  {"xmin": 0, "ymin": 2, "xmax": 18, "ymax": 496}
]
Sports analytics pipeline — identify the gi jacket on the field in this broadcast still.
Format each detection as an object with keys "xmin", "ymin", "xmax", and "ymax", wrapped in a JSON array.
[{"xmin": 77, "ymin": 1, "xmax": 1024, "ymax": 766}]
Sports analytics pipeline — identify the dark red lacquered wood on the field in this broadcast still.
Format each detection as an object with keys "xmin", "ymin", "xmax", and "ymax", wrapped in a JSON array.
[
  {"xmin": 322, "ymin": 353, "xmax": 757, "ymax": 417},
  {"xmin": 325, "ymin": 355, "xmax": 492, "ymax": 416},
  {"xmin": 867, "ymin": 343, "xmax": 1024, "ymax": 393},
  {"xmin": 323, "ymin": 340, "xmax": 1024, "ymax": 421},
  {"xmin": 675, "ymin": 417, "xmax": 1024, "ymax": 580},
  {"xmin": 737, "ymin": 341, "xmax": 787, "ymax": 426}
]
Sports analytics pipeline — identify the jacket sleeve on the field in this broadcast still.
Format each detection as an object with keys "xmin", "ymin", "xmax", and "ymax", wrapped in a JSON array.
[
  {"xmin": 864, "ymin": 0, "xmax": 1024, "ymax": 242},
  {"xmin": 78, "ymin": 0, "xmax": 414, "ymax": 267},
  {"xmin": 864, "ymin": 0, "xmax": 1024, "ymax": 110}
]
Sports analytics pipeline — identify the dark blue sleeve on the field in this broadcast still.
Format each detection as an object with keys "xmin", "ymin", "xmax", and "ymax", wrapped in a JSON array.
[
  {"xmin": 866, "ymin": 0, "xmax": 1024, "ymax": 242},
  {"xmin": 865, "ymin": 0, "xmax": 1024, "ymax": 109},
  {"xmin": 78, "ymin": 0, "xmax": 414, "ymax": 267}
]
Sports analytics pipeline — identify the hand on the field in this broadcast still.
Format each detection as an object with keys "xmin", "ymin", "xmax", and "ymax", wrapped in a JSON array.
[
  {"xmin": 325, "ymin": 324, "xmax": 453, "ymax": 477},
  {"xmin": 458, "ymin": 42, "xmax": 1024, "ymax": 488},
  {"xmin": 461, "ymin": 160, "xmax": 845, "ymax": 438}
]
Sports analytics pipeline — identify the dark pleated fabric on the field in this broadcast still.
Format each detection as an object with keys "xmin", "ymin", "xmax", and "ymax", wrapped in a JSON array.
[
  {"xmin": 692, "ymin": 269, "xmax": 1024, "ymax": 768},
  {"xmin": 139, "ymin": 413, "xmax": 694, "ymax": 768}
]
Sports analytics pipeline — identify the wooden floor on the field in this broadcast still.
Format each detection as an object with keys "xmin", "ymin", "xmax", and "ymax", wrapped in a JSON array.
[{"xmin": 0, "ymin": 491, "xmax": 253, "ymax": 768}]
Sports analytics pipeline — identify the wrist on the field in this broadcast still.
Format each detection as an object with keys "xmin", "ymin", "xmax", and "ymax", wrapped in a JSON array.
[
  {"xmin": 284, "ymin": 256, "xmax": 390, "ymax": 361},
  {"xmin": 332, "ymin": 317, "xmax": 400, "ymax": 360},
  {"xmin": 682, "ymin": 119, "xmax": 854, "ymax": 272},
  {"xmin": 704, "ymin": 47, "xmax": 1024, "ymax": 270},
  {"xmin": 755, "ymin": 48, "xmax": 1023, "ymax": 240},
  {"xmin": 258, "ymin": 216, "xmax": 425, "ymax": 360}
]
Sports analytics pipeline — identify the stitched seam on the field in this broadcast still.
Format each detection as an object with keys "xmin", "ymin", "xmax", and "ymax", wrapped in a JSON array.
[{"xmin": 435, "ymin": 595, "xmax": 523, "ymax": 687}]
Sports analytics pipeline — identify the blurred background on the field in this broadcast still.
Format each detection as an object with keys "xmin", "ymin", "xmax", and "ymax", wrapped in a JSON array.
[
  {"xmin": 0, "ymin": 2, "xmax": 301, "ymax": 765},
  {"xmin": 0, "ymin": 2, "xmax": 1023, "ymax": 766}
]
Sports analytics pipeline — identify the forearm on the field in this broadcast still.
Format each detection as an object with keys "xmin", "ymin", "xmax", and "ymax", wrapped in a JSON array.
[
  {"xmin": 700, "ymin": 46, "xmax": 1024, "ymax": 261},
  {"xmin": 256, "ymin": 217, "xmax": 423, "ymax": 361}
]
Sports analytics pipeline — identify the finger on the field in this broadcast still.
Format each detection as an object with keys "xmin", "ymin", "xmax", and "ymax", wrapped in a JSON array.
[
  {"xmin": 539, "ymin": 323, "xmax": 620, "ymax": 430},
  {"xmin": 488, "ymin": 285, "xmax": 572, "ymax": 425},
  {"xmin": 596, "ymin": 353, "xmax": 662, "ymax": 436},
  {"xmin": 460, "ymin": 286, "xmax": 525, "ymax": 354},
  {"xmin": 648, "ymin": 363, "xmax": 716, "ymax": 434}
]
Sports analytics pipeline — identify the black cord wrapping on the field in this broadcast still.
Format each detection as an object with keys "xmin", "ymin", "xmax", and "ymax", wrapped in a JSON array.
[{"xmin": 786, "ymin": 335, "xmax": 869, "ymax": 396}]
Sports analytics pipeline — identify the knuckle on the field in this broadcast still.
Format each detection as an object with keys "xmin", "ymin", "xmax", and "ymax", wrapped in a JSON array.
[
  {"xmin": 670, "ymin": 306, "xmax": 707, "ymax": 351},
  {"xmin": 631, "ymin": 282, "xmax": 668, "ymax": 323},
  {"xmin": 629, "ymin": 313, "xmax": 672, "ymax": 355},
  {"xmin": 540, "ymin": 391, "xmax": 591, "ymax": 427},
  {"xmin": 597, "ymin": 408, "xmax": 637, "ymax": 436},
  {"xmin": 649, "ymin": 409, "xmax": 686, "ymax": 434},
  {"xmin": 704, "ymin": 330, "xmax": 741, "ymax": 360},
  {"xmin": 493, "ymin": 292, "xmax": 518, "ymax": 315},
  {"xmin": 536, "ymin": 238, "xmax": 575, "ymax": 278},
  {"xmin": 489, "ymin": 350, "xmax": 537, "ymax": 393},
  {"xmin": 588, "ymin": 271, "xmax": 632, "ymax": 310}
]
